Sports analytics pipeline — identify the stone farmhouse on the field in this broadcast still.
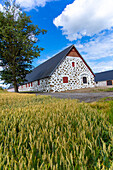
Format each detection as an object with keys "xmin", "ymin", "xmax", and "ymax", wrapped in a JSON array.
[{"xmin": 15, "ymin": 45, "xmax": 95, "ymax": 92}]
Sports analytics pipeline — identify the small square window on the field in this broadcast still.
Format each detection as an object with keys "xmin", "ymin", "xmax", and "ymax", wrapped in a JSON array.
[
  {"xmin": 107, "ymin": 80, "xmax": 112, "ymax": 86},
  {"xmin": 72, "ymin": 62, "xmax": 75, "ymax": 67},
  {"xmin": 63, "ymin": 77, "xmax": 68, "ymax": 83}
]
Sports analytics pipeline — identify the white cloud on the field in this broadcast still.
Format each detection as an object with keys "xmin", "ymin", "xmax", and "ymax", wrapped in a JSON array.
[
  {"xmin": 0, "ymin": 4, "xmax": 4, "ymax": 12},
  {"xmin": 76, "ymin": 32, "xmax": 113, "ymax": 60},
  {"xmin": 54, "ymin": 0, "xmax": 113, "ymax": 41},
  {"xmin": 16, "ymin": 0, "xmax": 56, "ymax": 11},
  {"xmin": 0, "ymin": 2, "xmax": 22, "ymax": 21},
  {"xmin": 88, "ymin": 60, "xmax": 113, "ymax": 73},
  {"xmin": 75, "ymin": 32, "xmax": 113, "ymax": 72},
  {"xmin": 0, "ymin": 0, "xmax": 56, "ymax": 12}
]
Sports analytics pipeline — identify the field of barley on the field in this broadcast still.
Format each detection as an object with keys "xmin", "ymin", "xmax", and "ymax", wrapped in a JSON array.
[{"xmin": 0, "ymin": 91, "xmax": 113, "ymax": 169}]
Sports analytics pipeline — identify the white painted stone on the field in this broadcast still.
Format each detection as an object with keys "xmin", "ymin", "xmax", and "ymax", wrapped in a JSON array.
[
  {"xmin": 49, "ymin": 56, "xmax": 95, "ymax": 92},
  {"xmin": 17, "ymin": 55, "xmax": 95, "ymax": 92}
]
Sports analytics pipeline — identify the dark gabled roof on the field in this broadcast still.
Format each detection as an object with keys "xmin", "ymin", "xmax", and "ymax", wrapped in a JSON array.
[
  {"xmin": 26, "ymin": 45, "xmax": 74, "ymax": 83},
  {"xmin": 95, "ymin": 70, "xmax": 113, "ymax": 82}
]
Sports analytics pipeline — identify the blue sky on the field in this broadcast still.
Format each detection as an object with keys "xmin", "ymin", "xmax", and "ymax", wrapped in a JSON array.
[{"xmin": 1, "ymin": 0, "xmax": 113, "ymax": 87}]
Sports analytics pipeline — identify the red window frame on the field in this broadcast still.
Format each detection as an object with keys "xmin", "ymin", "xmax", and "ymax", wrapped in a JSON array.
[
  {"xmin": 28, "ymin": 83, "xmax": 30, "ymax": 87},
  {"xmin": 72, "ymin": 62, "xmax": 75, "ymax": 67},
  {"xmin": 63, "ymin": 77, "xmax": 68, "ymax": 83},
  {"xmin": 31, "ymin": 82, "xmax": 33, "ymax": 87},
  {"xmin": 38, "ymin": 80, "xmax": 40, "ymax": 85}
]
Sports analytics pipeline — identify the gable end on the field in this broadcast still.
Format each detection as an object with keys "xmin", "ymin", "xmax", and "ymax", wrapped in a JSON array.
[{"xmin": 66, "ymin": 46, "xmax": 95, "ymax": 76}]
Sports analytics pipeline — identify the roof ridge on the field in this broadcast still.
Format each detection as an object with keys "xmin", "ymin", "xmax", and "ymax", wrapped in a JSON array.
[{"xmin": 32, "ymin": 44, "xmax": 73, "ymax": 71}]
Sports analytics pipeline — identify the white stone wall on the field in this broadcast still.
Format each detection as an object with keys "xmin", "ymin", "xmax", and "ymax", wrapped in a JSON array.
[
  {"xmin": 49, "ymin": 56, "xmax": 95, "ymax": 92},
  {"xmin": 37, "ymin": 78, "xmax": 50, "ymax": 92},
  {"xmin": 18, "ymin": 78, "xmax": 50, "ymax": 92},
  {"xmin": 18, "ymin": 56, "xmax": 95, "ymax": 93}
]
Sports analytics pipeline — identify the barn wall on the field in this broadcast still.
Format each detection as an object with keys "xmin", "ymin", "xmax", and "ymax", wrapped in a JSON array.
[
  {"xmin": 49, "ymin": 56, "xmax": 95, "ymax": 92},
  {"xmin": 95, "ymin": 81, "xmax": 107, "ymax": 87},
  {"xmin": 18, "ymin": 78, "xmax": 50, "ymax": 92},
  {"xmin": 95, "ymin": 80, "xmax": 113, "ymax": 87}
]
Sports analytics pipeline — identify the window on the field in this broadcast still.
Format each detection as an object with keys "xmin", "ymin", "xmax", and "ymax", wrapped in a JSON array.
[
  {"xmin": 26, "ymin": 84, "xmax": 27, "ymax": 88},
  {"xmin": 29, "ymin": 83, "xmax": 30, "ymax": 87},
  {"xmin": 107, "ymin": 80, "xmax": 112, "ymax": 86},
  {"xmin": 72, "ymin": 62, "xmax": 75, "ymax": 67},
  {"xmin": 38, "ymin": 80, "xmax": 40, "ymax": 85},
  {"xmin": 83, "ymin": 77, "xmax": 87, "ymax": 84},
  {"xmin": 31, "ymin": 82, "xmax": 32, "ymax": 87},
  {"xmin": 63, "ymin": 77, "xmax": 68, "ymax": 83}
]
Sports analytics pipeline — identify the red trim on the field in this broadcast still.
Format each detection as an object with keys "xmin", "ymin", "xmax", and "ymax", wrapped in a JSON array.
[
  {"xmin": 38, "ymin": 80, "xmax": 40, "ymax": 85},
  {"xmin": 31, "ymin": 82, "xmax": 32, "ymax": 87},
  {"xmin": 26, "ymin": 84, "xmax": 27, "ymax": 88},
  {"xmin": 29, "ymin": 83, "xmax": 30, "ymax": 87},
  {"xmin": 67, "ymin": 46, "xmax": 95, "ymax": 76}
]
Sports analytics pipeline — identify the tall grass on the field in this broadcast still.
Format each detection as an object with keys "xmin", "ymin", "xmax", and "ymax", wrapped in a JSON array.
[{"xmin": 0, "ymin": 93, "xmax": 113, "ymax": 169}]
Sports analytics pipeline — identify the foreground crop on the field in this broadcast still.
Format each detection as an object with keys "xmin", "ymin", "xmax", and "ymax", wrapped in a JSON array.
[{"xmin": 0, "ymin": 93, "xmax": 113, "ymax": 169}]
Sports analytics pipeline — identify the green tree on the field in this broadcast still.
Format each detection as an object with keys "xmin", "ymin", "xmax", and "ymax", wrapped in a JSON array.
[{"xmin": 0, "ymin": 0, "xmax": 46, "ymax": 92}]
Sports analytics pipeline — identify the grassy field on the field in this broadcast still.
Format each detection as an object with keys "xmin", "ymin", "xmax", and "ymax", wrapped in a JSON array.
[{"xmin": 0, "ymin": 91, "xmax": 113, "ymax": 169}]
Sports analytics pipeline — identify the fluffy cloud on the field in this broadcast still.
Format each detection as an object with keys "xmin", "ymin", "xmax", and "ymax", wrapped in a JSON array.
[
  {"xmin": 54, "ymin": 0, "xmax": 113, "ymax": 41},
  {"xmin": 0, "ymin": 0, "xmax": 56, "ymax": 11},
  {"xmin": 16, "ymin": 0, "xmax": 55, "ymax": 11},
  {"xmin": 0, "ymin": 4, "xmax": 3, "ymax": 11},
  {"xmin": 75, "ymin": 32, "xmax": 113, "ymax": 72},
  {"xmin": 88, "ymin": 60, "xmax": 113, "ymax": 73},
  {"xmin": 76, "ymin": 32, "xmax": 113, "ymax": 60}
]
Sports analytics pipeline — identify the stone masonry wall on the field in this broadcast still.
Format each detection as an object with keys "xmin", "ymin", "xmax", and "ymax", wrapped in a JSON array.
[
  {"xmin": 49, "ymin": 56, "xmax": 95, "ymax": 92},
  {"xmin": 18, "ymin": 78, "xmax": 50, "ymax": 92},
  {"xmin": 19, "ymin": 55, "xmax": 95, "ymax": 93}
]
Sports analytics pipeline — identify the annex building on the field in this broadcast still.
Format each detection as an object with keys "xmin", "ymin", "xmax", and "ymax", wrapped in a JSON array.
[
  {"xmin": 95, "ymin": 70, "xmax": 113, "ymax": 87},
  {"xmin": 15, "ymin": 45, "xmax": 95, "ymax": 92}
]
